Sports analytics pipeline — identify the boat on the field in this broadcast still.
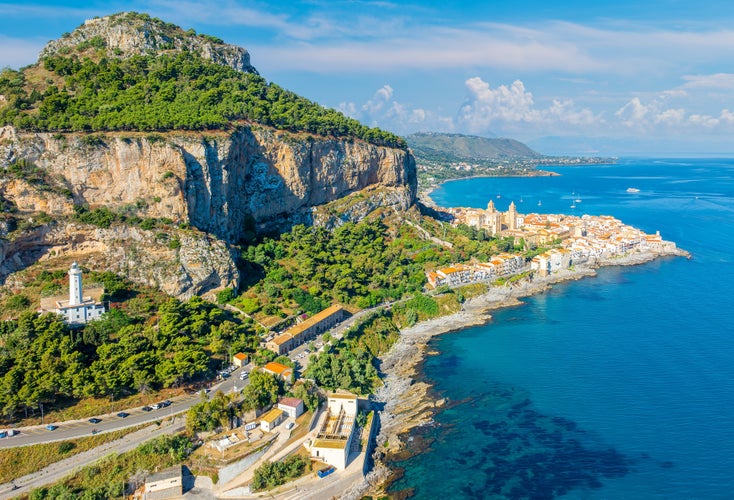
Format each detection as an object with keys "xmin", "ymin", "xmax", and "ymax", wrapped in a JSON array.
[
  {"xmin": 537, "ymin": 200, "xmax": 542, "ymax": 206},
  {"xmin": 574, "ymin": 197, "xmax": 582, "ymax": 203},
  {"xmin": 570, "ymin": 203, "xmax": 576, "ymax": 209},
  {"xmin": 626, "ymin": 187, "xmax": 640, "ymax": 193}
]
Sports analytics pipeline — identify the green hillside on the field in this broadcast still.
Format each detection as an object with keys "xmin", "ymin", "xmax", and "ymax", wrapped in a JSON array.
[
  {"xmin": 0, "ymin": 12, "xmax": 404, "ymax": 148},
  {"xmin": 407, "ymin": 132, "xmax": 539, "ymax": 161}
]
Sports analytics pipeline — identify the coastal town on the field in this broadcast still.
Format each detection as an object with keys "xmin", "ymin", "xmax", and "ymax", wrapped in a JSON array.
[{"xmin": 427, "ymin": 199, "xmax": 680, "ymax": 289}]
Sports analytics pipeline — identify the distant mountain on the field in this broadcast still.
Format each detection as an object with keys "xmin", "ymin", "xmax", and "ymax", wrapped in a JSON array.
[{"xmin": 406, "ymin": 132, "xmax": 540, "ymax": 162}]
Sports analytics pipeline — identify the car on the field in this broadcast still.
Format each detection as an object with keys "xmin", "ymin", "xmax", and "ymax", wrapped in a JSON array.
[
  {"xmin": 117, "ymin": 412, "xmax": 130, "ymax": 418},
  {"xmin": 141, "ymin": 406, "xmax": 152, "ymax": 412},
  {"xmin": 240, "ymin": 371, "xmax": 249, "ymax": 380},
  {"xmin": 88, "ymin": 418, "xmax": 102, "ymax": 424},
  {"xmin": 151, "ymin": 403, "xmax": 161, "ymax": 410},
  {"xmin": 46, "ymin": 424, "xmax": 58, "ymax": 431},
  {"xmin": 163, "ymin": 400, "xmax": 172, "ymax": 406},
  {"xmin": 285, "ymin": 422, "xmax": 295, "ymax": 430}
]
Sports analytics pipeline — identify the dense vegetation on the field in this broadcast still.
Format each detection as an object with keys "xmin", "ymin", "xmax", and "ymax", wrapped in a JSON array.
[
  {"xmin": 0, "ymin": 273, "xmax": 260, "ymax": 421},
  {"xmin": 304, "ymin": 311, "xmax": 399, "ymax": 394},
  {"xmin": 251, "ymin": 455, "xmax": 309, "ymax": 491},
  {"xmin": 0, "ymin": 50, "xmax": 404, "ymax": 147}
]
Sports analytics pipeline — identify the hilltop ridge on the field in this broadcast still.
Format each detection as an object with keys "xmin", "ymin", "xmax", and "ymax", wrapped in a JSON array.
[
  {"xmin": 407, "ymin": 132, "xmax": 539, "ymax": 162},
  {"xmin": 40, "ymin": 11, "xmax": 258, "ymax": 74}
]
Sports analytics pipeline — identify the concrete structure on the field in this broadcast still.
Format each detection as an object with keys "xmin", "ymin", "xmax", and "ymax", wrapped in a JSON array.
[
  {"xmin": 39, "ymin": 262, "xmax": 105, "ymax": 326},
  {"xmin": 144, "ymin": 465, "xmax": 182, "ymax": 500},
  {"xmin": 266, "ymin": 305, "xmax": 346, "ymax": 355},
  {"xmin": 232, "ymin": 352, "xmax": 248, "ymax": 367},
  {"xmin": 262, "ymin": 361, "xmax": 293, "ymax": 383},
  {"xmin": 260, "ymin": 408, "xmax": 285, "ymax": 432},
  {"xmin": 310, "ymin": 393, "xmax": 358, "ymax": 470},
  {"xmin": 277, "ymin": 397, "xmax": 304, "ymax": 419}
]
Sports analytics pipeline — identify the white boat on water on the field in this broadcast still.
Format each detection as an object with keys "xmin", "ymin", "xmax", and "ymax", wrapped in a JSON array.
[{"xmin": 626, "ymin": 187, "xmax": 640, "ymax": 193}]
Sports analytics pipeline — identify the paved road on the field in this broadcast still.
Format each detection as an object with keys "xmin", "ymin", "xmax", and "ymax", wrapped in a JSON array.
[
  {"xmin": 0, "ymin": 366, "xmax": 250, "ymax": 449},
  {"xmin": 0, "ymin": 420, "xmax": 185, "ymax": 500}
]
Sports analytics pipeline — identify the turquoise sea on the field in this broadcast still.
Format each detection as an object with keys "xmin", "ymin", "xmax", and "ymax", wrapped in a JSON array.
[{"xmin": 388, "ymin": 158, "xmax": 734, "ymax": 499}]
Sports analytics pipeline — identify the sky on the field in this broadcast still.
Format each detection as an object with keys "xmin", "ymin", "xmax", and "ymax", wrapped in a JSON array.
[{"xmin": 2, "ymin": 1, "xmax": 734, "ymax": 156}]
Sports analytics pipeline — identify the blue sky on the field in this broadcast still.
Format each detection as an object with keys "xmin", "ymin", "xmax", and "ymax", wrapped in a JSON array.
[{"xmin": 2, "ymin": 1, "xmax": 734, "ymax": 155}]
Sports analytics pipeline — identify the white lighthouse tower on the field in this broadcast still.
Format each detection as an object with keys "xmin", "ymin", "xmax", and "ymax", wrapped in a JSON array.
[
  {"xmin": 48, "ymin": 262, "xmax": 106, "ymax": 325},
  {"xmin": 69, "ymin": 262, "xmax": 83, "ymax": 306}
]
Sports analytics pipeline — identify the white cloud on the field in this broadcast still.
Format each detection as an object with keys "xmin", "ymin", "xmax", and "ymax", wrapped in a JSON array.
[
  {"xmin": 687, "ymin": 114, "xmax": 720, "ymax": 128},
  {"xmin": 456, "ymin": 77, "xmax": 598, "ymax": 134},
  {"xmin": 362, "ymin": 85, "xmax": 394, "ymax": 114},
  {"xmin": 681, "ymin": 73, "xmax": 734, "ymax": 89},
  {"xmin": 655, "ymin": 108, "xmax": 686, "ymax": 125}
]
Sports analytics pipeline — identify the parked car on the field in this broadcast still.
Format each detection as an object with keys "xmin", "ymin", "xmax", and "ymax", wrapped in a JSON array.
[
  {"xmin": 141, "ymin": 406, "xmax": 152, "ymax": 412},
  {"xmin": 151, "ymin": 404, "xmax": 161, "ymax": 410},
  {"xmin": 88, "ymin": 418, "xmax": 102, "ymax": 424},
  {"xmin": 117, "ymin": 412, "xmax": 130, "ymax": 418},
  {"xmin": 240, "ymin": 371, "xmax": 249, "ymax": 380},
  {"xmin": 163, "ymin": 400, "xmax": 172, "ymax": 406},
  {"xmin": 285, "ymin": 422, "xmax": 295, "ymax": 430},
  {"xmin": 46, "ymin": 424, "xmax": 58, "ymax": 431}
]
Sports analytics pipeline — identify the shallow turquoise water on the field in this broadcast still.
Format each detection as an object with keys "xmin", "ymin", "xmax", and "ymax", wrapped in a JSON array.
[{"xmin": 389, "ymin": 159, "xmax": 734, "ymax": 499}]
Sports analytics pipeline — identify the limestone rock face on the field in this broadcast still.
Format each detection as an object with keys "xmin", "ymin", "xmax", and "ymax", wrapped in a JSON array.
[
  {"xmin": 0, "ymin": 126, "xmax": 417, "ymax": 242},
  {"xmin": 39, "ymin": 12, "xmax": 258, "ymax": 74},
  {"xmin": 0, "ymin": 222, "xmax": 238, "ymax": 299}
]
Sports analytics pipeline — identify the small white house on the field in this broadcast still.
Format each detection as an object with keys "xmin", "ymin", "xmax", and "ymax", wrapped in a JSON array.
[
  {"xmin": 260, "ymin": 408, "xmax": 285, "ymax": 432},
  {"xmin": 277, "ymin": 397, "xmax": 304, "ymax": 419}
]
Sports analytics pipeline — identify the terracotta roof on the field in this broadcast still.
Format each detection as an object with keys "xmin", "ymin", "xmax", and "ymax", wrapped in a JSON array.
[
  {"xmin": 278, "ymin": 397, "xmax": 303, "ymax": 408},
  {"xmin": 233, "ymin": 352, "xmax": 248, "ymax": 361},
  {"xmin": 263, "ymin": 361, "xmax": 291, "ymax": 375},
  {"xmin": 283, "ymin": 305, "xmax": 344, "ymax": 337}
]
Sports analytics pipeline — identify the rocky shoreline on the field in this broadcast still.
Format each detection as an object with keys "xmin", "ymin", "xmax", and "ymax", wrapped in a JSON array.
[{"xmin": 347, "ymin": 247, "xmax": 689, "ymax": 498}]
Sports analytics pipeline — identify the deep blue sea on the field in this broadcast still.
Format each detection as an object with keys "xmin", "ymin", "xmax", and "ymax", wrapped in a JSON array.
[{"xmin": 388, "ymin": 158, "xmax": 734, "ymax": 499}]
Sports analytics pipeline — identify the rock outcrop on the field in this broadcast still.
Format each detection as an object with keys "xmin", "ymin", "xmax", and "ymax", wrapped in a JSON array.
[
  {"xmin": 0, "ymin": 221, "xmax": 238, "ymax": 299},
  {"xmin": 40, "ymin": 12, "xmax": 257, "ymax": 74},
  {"xmin": 0, "ymin": 125, "xmax": 417, "ymax": 243}
]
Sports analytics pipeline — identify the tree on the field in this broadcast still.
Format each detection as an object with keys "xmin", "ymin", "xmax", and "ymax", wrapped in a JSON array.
[{"xmin": 241, "ymin": 371, "xmax": 280, "ymax": 411}]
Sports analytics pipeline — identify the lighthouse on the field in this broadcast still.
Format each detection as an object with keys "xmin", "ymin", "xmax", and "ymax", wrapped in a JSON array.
[{"xmin": 69, "ymin": 262, "xmax": 83, "ymax": 306}]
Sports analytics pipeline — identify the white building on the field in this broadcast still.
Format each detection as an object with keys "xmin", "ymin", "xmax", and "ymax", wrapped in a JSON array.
[
  {"xmin": 43, "ymin": 263, "xmax": 106, "ymax": 325},
  {"xmin": 278, "ymin": 397, "xmax": 304, "ymax": 419},
  {"xmin": 309, "ymin": 393, "xmax": 359, "ymax": 469}
]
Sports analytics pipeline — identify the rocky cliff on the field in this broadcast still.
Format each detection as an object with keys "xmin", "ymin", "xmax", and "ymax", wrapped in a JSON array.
[
  {"xmin": 0, "ymin": 125, "xmax": 416, "ymax": 241},
  {"xmin": 0, "ymin": 124, "xmax": 416, "ymax": 297}
]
